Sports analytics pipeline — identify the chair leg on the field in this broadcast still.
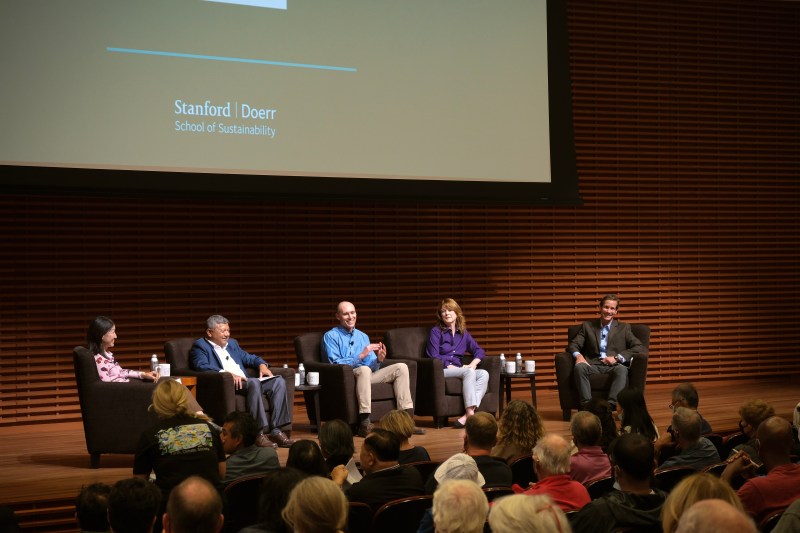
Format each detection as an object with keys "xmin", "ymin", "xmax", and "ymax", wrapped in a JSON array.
[
  {"xmin": 562, "ymin": 409, "xmax": 571, "ymax": 422},
  {"xmin": 436, "ymin": 417, "xmax": 445, "ymax": 429},
  {"xmin": 90, "ymin": 453, "xmax": 100, "ymax": 469}
]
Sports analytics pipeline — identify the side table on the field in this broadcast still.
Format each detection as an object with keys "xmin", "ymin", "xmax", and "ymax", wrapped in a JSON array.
[
  {"xmin": 499, "ymin": 370, "xmax": 537, "ymax": 415},
  {"xmin": 295, "ymin": 383, "xmax": 322, "ymax": 432},
  {"xmin": 173, "ymin": 376, "xmax": 197, "ymax": 399}
]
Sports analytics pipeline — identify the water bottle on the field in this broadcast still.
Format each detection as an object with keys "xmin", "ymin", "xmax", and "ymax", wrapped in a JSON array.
[
  {"xmin": 150, "ymin": 354, "xmax": 159, "ymax": 372},
  {"xmin": 298, "ymin": 363, "xmax": 306, "ymax": 385},
  {"xmin": 516, "ymin": 353, "xmax": 522, "ymax": 373},
  {"xmin": 499, "ymin": 353, "xmax": 505, "ymax": 371}
]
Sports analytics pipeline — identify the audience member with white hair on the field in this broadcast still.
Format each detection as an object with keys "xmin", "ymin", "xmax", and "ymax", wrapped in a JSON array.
[
  {"xmin": 488, "ymin": 494, "xmax": 572, "ymax": 533},
  {"xmin": 513, "ymin": 434, "xmax": 590, "ymax": 512},
  {"xmin": 674, "ymin": 499, "xmax": 756, "ymax": 533},
  {"xmin": 431, "ymin": 480, "xmax": 488, "ymax": 533}
]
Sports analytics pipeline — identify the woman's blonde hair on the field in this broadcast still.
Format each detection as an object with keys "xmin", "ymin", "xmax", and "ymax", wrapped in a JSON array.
[
  {"xmin": 149, "ymin": 380, "xmax": 208, "ymax": 421},
  {"xmin": 496, "ymin": 400, "xmax": 545, "ymax": 452},
  {"xmin": 437, "ymin": 298, "xmax": 466, "ymax": 332},
  {"xmin": 282, "ymin": 476, "xmax": 347, "ymax": 533},
  {"xmin": 661, "ymin": 472, "xmax": 744, "ymax": 533},
  {"xmin": 380, "ymin": 409, "xmax": 415, "ymax": 441}
]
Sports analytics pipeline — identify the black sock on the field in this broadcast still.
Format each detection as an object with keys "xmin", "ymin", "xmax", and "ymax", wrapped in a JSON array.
[{"xmin": 359, "ymin": 413, "xmax": 371, "ymax": 426}]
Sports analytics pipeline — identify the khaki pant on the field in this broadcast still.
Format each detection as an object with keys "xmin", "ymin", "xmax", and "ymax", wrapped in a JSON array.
[{"xmin": 353, "ymin": 363, "xmax": 413, "ymax": 413}]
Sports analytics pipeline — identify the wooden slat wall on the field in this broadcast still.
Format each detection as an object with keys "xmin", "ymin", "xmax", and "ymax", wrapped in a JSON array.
[{"xmin": 2, "ymin": 0, "xmax": 799, "ymax": 427}]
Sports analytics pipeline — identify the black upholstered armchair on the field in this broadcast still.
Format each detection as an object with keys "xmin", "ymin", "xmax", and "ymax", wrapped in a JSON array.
[
  {"xmin": 554, "ymin": 324, "xmax": 650, "ymax": 421},
  {"xmin": 164, "ymin": 337, "xmax": 294, "ymax": 432},
  {"xmin": 383, "ymin": 326, "xmax": 501, "ymax": 428},
  {"xmin": 293, "ymin": 331, "xmax": 417, "ymax": 429},
  {"xmin": 73, "ymin": 346, "xmax": 159, "ymax": 468}
]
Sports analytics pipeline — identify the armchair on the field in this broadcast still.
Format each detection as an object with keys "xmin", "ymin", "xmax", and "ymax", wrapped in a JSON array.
[
  {"xmin": 164, "ymin": 337, "xmax": 294, "ymax": 432},
  {"xmin": 293, "ymin": 331, "xmax": 417, "ymax": 429},
  {"xmin": 383, "ymin": 326, "xmax": 501, "ymax": 428},
  {"xmin": 72, "ymin": 346, "xmax": 159, "ymax": 468},
  {"xmin": 554, "ymin": 324, "xmax": 650, "ymax": 421}
]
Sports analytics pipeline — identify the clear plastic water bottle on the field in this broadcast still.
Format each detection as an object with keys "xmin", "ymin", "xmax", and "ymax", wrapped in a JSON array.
[
  {"xmin": 298, "ymin": 363, "xmax": 306, "ymax": 385},
  {"xmin": 150, "ymin": 354, "xmax": 159, "ymax": 372},
  {"xmin": 516, "ymin": 353, "xmax": 522, "ymax": 373},
  {"xmin": 499, "ymin": 353, "xmax": 506, "ymax": 371}
]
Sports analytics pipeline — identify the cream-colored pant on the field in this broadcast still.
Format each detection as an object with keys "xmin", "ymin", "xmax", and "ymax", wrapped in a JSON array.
[{"xmin": 353, "ymin": 363, "xmax": 413, "ymax": 414}]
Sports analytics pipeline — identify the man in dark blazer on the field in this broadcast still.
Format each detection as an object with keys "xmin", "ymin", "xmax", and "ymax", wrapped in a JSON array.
[
  {"xmin": 568, "ymin": 294, "xmax": 644, "ymax": 409},
  {"xmin": 190, "ymin": 315, "xmax": 294, "ymax": 448}
]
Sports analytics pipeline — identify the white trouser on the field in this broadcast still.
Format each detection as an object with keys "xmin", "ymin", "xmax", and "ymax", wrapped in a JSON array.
[{"xmin": 443, "ymin": 366, "xmax": 489, "ymax": 409}]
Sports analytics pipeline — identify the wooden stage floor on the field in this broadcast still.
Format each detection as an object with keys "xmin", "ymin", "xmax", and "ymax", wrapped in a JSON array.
[{"xmin": 1, "ymin": 378, "xmax": 798, "ymax": 531}]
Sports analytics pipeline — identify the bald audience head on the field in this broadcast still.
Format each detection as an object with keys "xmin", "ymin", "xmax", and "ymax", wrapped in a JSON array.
[
  {"xmin": 675, "ymin": 499, "xmax": 756, "ymax": 533},
  {"xmin": 532, "ymin": 434, "xmax": 571, "ymax": 477},
  {"xmin": 163, "ymin": 476, "xmax": 223, "ymax": 533},
  {"xmin": 756, "ymin": 416, "xmax": 794, "ymax": 468}
]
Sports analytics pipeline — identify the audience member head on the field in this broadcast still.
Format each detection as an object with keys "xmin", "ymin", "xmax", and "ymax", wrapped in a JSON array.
[
  {"xmin": 496, "ymin": 400, "xmax": 545, "ymax": 453},
  {"xmin": 75, "ymin": 482, "xmax": 111, "ymax": 532},
  {"xmin": 318, "ymin": 419, "xmax": 355, "ymax": 466},
  {"xmin": 488, "ymin": 494, "xmax": 572, "ymax": 533},
  {"xmin": 617, "ymin": 387, "xmax": 657, "ymax": 441},
  {"xmin": 107, "ymin": 478, "xmax": 161, "ymax": 533},
  {"xmin": 532, "ymin": 434, "xmax": 571, "ymax": 478},
  {"xmin": 432, "ymin": 479, "xmax": 488, "ymax": 533},
  {"xmin": 671, "ymin": 383, "xmax": 701, "ymax": 410},
  {"xmin": 570, "ymin": 411, "xmax": 603, "ymax": 448},
  {"xmin": 671, "ymin": 407, "xmax": 702, "ymax": 445},
  {"xmin": 255, "ymin": 468, "xmax": 306, "ymax": 533},
  {"xmin": 756, "ymin": 416, "xmax": 794, "ymax": 468},
  {"xmin": 221, "ymin": 411, "xmax": 258, "ymax": 454},
  {"xmin": 584, "ymin": 398, "xmax": 619, "ymax": 448},
  {"xmin": 380, "ymin": 409, "xmax": 416, "ymax": 444},
  {"xmin": 661, "ymin": 473, "xmax": 744, "ymax": 533},
  {"xmin": 609, "ymin": 432, "xmax": 656, "ymax": 487},
  {"xmin": 433, "ymin": 453, "xmax": 486, "ymax": 486},
  {"xmin": 360, "ymin": 428, "xmax": 400, "ymax": 474},
  {"xmin": 674, "ymin": 499, "xmax": 756, "ymax": 533},
  {"xmin": 286, "ymin": 439, "xmax": 328, "ymax": 477},
  {"xmin": 738, "ymin": 399, "xmax": 775, "ymax": 437},
  {"xmin": 464, "ymin": 412, "xmax": 498, "ymax": 452},
  {"xmin": 86, "ymin": 316, "xmax": 115, "ymax": 355},
  {"xmin": 163, "ymin": 476, "xmax": 223, "ymax": 533},
  {"xmin": 282, "ymin": 476, "xmax": 347, "ymax": 533},
  {"xmin": 436, "ymin": 298, "xmax": 467, "ymax": 331},
  {"xmin": 149, "ymin": 379, "xmax": 201, "ymax": 420}
]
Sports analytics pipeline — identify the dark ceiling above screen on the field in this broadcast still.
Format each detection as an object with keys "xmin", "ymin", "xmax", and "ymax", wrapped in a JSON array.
[{"xmin": 0, "ymin": 0, "xmax": 579, "ymax": 205}]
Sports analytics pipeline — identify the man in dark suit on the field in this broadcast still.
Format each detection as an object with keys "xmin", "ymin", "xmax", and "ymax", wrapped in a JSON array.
[
  {"xmin": 190, "ymin": 315, "xmax": 294, "ymax": 448},
  {"xmin": 568, "ymin": 294, "xmax": 644, "ymax": 409},
  {"xmin": 333, "ymin": 428, "xmax": 424, "ymax": 512}
]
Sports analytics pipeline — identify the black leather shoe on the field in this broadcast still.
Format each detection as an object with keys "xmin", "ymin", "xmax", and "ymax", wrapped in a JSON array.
[
  {"xmin": 413, "ymin": 426, "xmax": 426, "ymax": 435},
  {"xmin": 267, "ymin": 430, "xmax": 295, "ymax": 448},
  {"xmin": 451, "ymin": 420, "xmax": 466, "ymax": 429}
]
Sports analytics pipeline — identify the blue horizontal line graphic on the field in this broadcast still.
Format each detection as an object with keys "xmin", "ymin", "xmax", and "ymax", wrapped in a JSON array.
[{"xmin": 107, "ymin": 47, "xmax": 357, "ymax": 73}]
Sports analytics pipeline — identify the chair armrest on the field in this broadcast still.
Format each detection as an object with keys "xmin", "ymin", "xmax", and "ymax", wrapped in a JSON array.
[
  {"xmin": 190, "ymin": 371, "xmax": 237, "ymax": 424},
  {"xmin": 554, "ymin": 351, "xmax": 575, "ymax": 387},
  {"xmin": 628, "ymin": 351, "xmax": 649, "ymax": 391}
]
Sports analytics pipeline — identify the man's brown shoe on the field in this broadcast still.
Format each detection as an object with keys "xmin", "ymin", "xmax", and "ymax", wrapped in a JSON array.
[
  {"xmin": 267, "ymin": 430, "xmax": 295, "ymax": 448},
  {"xmin": 255, "ymin": 433, "xmax": 278, "ymax": 448}
]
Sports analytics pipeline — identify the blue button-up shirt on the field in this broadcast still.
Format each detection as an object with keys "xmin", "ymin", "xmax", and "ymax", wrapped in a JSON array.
[{"xmin": 322, "ymin": 326, "xmax": 380, "ymax": 371}]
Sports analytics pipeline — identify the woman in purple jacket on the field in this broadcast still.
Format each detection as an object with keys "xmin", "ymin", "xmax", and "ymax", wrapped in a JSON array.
[{"xmin": 426, "ymin": 298, "xmax": 490, "ymax": 428}]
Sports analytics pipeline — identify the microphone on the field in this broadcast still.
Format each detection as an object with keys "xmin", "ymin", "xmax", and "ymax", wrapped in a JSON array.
[{"xmin": 350, "ymin": 340, "xmax": 354, "ymax": 345}]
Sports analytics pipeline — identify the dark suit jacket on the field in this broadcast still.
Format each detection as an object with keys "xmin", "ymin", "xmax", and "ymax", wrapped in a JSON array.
[
  {"xmin": 190, "ymin": 338, "xmax": 268, "ymax": 375},
  {"xmin": 566, "ymin": 320, "xmax": 644, "ymax": 364},
  {"xmin": 347, "ymin": 465, "xmax": 425, "ymax": 512}
]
